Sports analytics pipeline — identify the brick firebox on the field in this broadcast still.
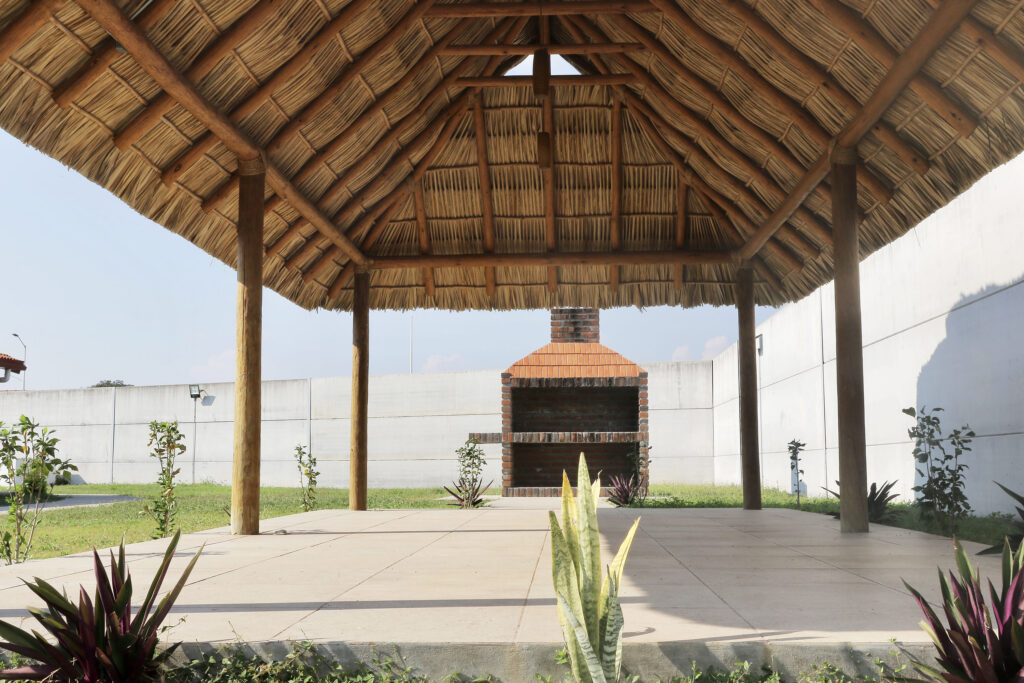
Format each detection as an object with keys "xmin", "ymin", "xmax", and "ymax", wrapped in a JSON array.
[{"xmin": 472, "ymin": 308, "xmax": 648, "ymax": 497}]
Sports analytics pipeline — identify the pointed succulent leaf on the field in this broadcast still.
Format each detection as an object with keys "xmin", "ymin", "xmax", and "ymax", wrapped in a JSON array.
[
  {"xmin": 575, "ymin": 454, "xmax": 602, "ymax": 645},
  {"xmin": 131, "ymin": 529, "xmax": 181, "ymax": 633},
  {"xmin": 600, "ymin": 569, "xmax": 625, "ymax": 683},
  {"xmin": 558, "ymin": 595, "xmax": 607, "ymax": 683}
]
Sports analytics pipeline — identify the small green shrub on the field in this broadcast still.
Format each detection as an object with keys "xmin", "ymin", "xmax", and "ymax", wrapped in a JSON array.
[
  {"xmin": 294, "ymin": 444, "xmax": 319, "ymax": 512},
  {"xmin": 904, "ymin": 406, "xmax": 974, "ymax": 535},
  {"xmin": 788, "ymin": 439, "xmax": 806, "ymax": 506},
  {"xmin": 0, "ymin": 529, "xmax": 202, "ymax": 682},
  {"xmin": 145, "ymin": 421, "xmax": 185, "ymax": 538},
  {"xmin": 445, "ymin": 438, "xmax": 492, "ymax": 509},
  {"xmin": 0, "ymin": 416, "xmax": 77, "ymax": 565}
]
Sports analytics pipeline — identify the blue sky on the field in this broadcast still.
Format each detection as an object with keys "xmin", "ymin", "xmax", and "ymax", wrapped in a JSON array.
[{"xmin": 0, "ymin": 92, "xmax": 776, "ymax": 390}]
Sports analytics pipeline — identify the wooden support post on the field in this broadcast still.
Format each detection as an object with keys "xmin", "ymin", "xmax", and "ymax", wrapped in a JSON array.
[
  {"xmin": 230, "ymin": 157, "xmax": 265, "ymax": 535},
  {"xmin": 737, "ymin": 264, "xmax": 761, "ymax": 511},
  {"xmin": 832, "ymin": 148, "xmax": 869, "ymax": 533},
  {"xmin": 350, "ymin": 270, "xmax": 370, "ymax": 511}
]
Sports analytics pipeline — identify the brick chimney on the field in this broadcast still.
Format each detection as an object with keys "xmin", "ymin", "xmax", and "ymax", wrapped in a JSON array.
[{"xmin": 550, "ymin": 307, "xmax": 599, "ymax": 343}]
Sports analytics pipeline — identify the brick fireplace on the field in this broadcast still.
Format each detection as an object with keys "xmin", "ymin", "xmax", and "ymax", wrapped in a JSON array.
[{"xmin": 473, "ymin": 308, "xmax": 648, "ymax": 497}]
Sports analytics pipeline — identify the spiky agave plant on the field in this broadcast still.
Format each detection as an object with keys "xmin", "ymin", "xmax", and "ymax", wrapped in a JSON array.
[
  {"xmin": 0, "ymin": 529, "xmax": 202, "ymax": 682},
  {"xmin": 550, "ymin": 454, "xmax": 640, "ymax": 683},
  {"xmin": 901, "ymin": 539, "xmax": 1024, "ymax": 683}
]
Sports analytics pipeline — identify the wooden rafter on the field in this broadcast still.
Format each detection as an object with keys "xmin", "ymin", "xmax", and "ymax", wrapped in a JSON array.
[
  {"xmin": 541, "ymin": 15, "xmax": 557, "ymax": 294},
  {"xmin": 920, "ymin": 0, "xmax": 1024, "ymax": 83},
  {"xmin": 414, "ymin": 182, "xmax": 435, "ymax": 298},
  {"xmin": 73, "ymin": 0, "xmax": 369, "ymax": 268},
  {"xmin": 474, "ymin": 99, "xmax": 497, "ymax": 297},
  {"xmin": 694, "ymin": 188, "xmax": 784, "ymax": 292},
  {"xmin": 454, "ymin": 74, "xmax": 632, "ymax": 86},
  {"xmin": 113, "ymin": 0, "xmax": 281, "ymax": 151},
  {"xmin": 609, "ymin": 98, "xmax": 622, "ymax": 292},
  {"xmin": 569, "ymin": 16, "xmax": 829, "ymax": 253},
  {"xmin": 740, "ymin": 0, "xmax": 980, "ymax": 261},
  {"xmin": 265, "ymin": 0, "xmax": 437, "ymax": 157},
  {"xmin": 714, "ymin": 0, "xmax": 929, "ymax": 175},
  {"xmin": 425, "ymin": 2, "xmax": 657, "ymax": 17},
  {"xmin": 265, "ymin": 220, "xmax": 312, "ymax": 261},
  {"xmin": 160, "ymin": 0, "xmax": 380, "ymax": 187},
  {"xmin": 442, "ymin": 42, "xmax": 642, "ymax": 55},
  {"xmin": 806, "ymin": 0, "xmax": 977, "ymax": 138},
  {"xmin": 0, "ymin": 0, "xmax": 61, "ymax": 63},
  {"xmin": 370, "ymin": 250, "xmax": 735, "ymax": 269},
  {"xmin": 51, "ymin": 0, "xmax": 177, "ymax": 108},
  {"xmin": 673, "ymin": 180, "xmax": 687, "ymax": 290}
]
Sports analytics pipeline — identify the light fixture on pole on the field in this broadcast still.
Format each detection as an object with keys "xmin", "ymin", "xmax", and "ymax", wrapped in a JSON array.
[
  {"xmin": 188, "ymin": 384, "xmax": 204, "ymax": 484},
  {"xmin": 11, "ymin": 333, "xmax": 25, "ymax": 390}
]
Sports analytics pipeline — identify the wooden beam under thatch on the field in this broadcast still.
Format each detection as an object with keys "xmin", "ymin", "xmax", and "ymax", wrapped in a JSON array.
[
  {"xmin": 73, "ymin": 0, "xmax": 369, "ymax": 268},
  {"xmin": 541, "ymin": 16, "xmax": 558, "ymax": 295},
  {"xmin": 160, "ymin": 0, "xmax": 380, "ymax": 187},
  {"xmin": 806, "ymin": 0, "xmax": 977, "ymax": 138},
  {"xmin": 370, "ymin": 250, "xmax": 735, "ymax": 269},
  {"xmin": 740, "ymin": 0, "xmax": 979, "ymax": 261},
  {"xmin": 455, "ymin": 74, "xmax": 632, "ymax": 87},
  {"xmin": 474, "ymin": 100, "xmax": 497, "ymax": 297},
  {"xmin": 609, "ymin": 98, "xmax": 622, "ymax": 292},
  {"xmin": 0, "ymin": 0, "xmax": 60, "ymax": 63},
  {"xmin": 674, "ymin": 180, "xmax": 688, "ymax": 290},
  {"xmin": 442, "ymin": 42, "xmax": 642, "ymax": 55},
  {"xmin": 426, "ymin": 1, "xmax": 657, "ymax": 17},
  {"xmin": 413, "ymin": 182, "xmax": 435, "ymax": 298}
]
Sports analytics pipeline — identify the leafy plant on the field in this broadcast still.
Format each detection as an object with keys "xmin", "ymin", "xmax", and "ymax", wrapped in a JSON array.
[
  {"xmin": 445, "ymin": 439, "xmax": 492, "ymax": 509},
  {"xmin": 294, "ymin": 444, "xmax": 319, "ymax": 512},
  {"xmin": 145, "ymin": 421, "xmax": 185, "ymax": 538},
  {"xmin": 980, "ymin": 483, "xmax": 1024, "ymax": 555},
  {"xmin": 904, "ymin": 406, "xmax": 975, "ymax": 535},
  {"xmin": 0, "ymin": 529, "xmax": 202, "ymax": 682},
  {"xmin": 0, "ymin": 416, "xmax": 77, "ymax": 565},
  {"xmin": 788, "ymin": 439, "xmax": 806, "ymax": 506},
  {"xmin": 823, "ymin": 480, "xmax": 900, "ymax": 524},
  {"xmin": 550, "ymin": 453, "xmax": 640, "ymax": 682},
  {"xmin": 901, "ymin": 539, "xmax": 1024, "ymax": 683}
]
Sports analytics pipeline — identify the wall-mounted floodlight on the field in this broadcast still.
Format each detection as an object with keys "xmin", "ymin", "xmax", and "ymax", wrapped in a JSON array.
[{"xmin": 189, "ymin": 384, "xmax": 202, "ymax": 399}]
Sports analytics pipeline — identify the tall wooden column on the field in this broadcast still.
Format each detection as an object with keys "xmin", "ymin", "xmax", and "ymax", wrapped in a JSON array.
[
  {"xmin": 737, "ymin": 264, "xmax": 762, "ymax": 510},
  {"xmin": 231, "ymin": 156, "xmax": 265, "ymax": 535},
  {"xmin": 832, "ymin": 147, "xmax": 869, "ymax": 532},
  {"xmin": 350, "ymin": 270, "xmax": 370, "ymax": 511}
]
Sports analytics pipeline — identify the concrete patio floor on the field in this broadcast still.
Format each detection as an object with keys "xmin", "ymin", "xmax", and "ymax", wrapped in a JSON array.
[{"xmin": 0, "ymin": 503, "xmax": 995, "ymax": 680}]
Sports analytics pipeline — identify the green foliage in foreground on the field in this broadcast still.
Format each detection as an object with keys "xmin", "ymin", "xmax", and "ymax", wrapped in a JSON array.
[
  {"xmin": 24, "ymin": 484, "xmax": 452, "ymax": 560},
  {"xmin": 642, "ymin": 484, "xmax": 1018, "ymax": 548}
]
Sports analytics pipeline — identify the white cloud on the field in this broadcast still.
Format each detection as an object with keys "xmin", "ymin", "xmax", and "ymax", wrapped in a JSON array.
[
  {"xmin": 421, "ymin": 352, "xmax": 467, "ymax": 373},
  {"xmin": 671, "ymin": 345, "xmax": 691, "ymax": 362},
  {"xmin": 701, "ymin": 335, "xmax": 730, "ymax": 360}
]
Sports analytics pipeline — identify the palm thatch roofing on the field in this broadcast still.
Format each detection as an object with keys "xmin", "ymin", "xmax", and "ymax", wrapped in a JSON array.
[{"xmin": 1, "ymin": 0, "xmax": 1022, "ymax": 311}]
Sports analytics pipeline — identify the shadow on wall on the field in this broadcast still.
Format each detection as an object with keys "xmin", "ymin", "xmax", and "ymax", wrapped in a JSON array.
[{"xmin": 914, "ymin": 281, "xmax": 1024, "ymax": 515}]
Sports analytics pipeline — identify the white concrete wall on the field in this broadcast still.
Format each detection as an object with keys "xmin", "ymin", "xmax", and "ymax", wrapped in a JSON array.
[
  {"xmin": 712, "ymin": 153, "xmax": 1024, "ymax": 515},
  {"xmin": 0, "ymin": 364, "xmax": 714, "ymax": 490}
]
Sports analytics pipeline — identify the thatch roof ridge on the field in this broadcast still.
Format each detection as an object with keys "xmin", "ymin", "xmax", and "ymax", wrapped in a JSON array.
[{"xmin": 1, "ymin": 0, "xmax": 1022, "ymax": 311}]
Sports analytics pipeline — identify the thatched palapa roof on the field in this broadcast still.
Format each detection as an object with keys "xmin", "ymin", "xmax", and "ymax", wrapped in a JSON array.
[{"xmin": 1, "ymin": 0, "xmax": 1022, "ymax": 311}]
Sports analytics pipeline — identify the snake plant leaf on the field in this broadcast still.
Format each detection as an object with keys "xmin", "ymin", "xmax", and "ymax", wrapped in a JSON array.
[
  {"xmin": 550, "ymin": 511, "xmax": 587, "ymax": 681},
  {"xmin": 558, "ymin": 595, "xmax": 608, "ymax": 683},
  {"xmin": 576, "ymin": 455, "xmax": 602, "ymax": 644},
  {"xmin": 562, "ymin": 471, "xmax": 581, "ymax": 583}
]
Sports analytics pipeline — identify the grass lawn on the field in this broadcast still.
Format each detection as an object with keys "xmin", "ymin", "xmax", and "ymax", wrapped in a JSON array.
[
  {"xmin": 645, "ymin": 483, "xmax": 1018, "ymax": 548},
  {"xmin": 26, "ymin": 484, "xmax": 452, "ymax": 560}
]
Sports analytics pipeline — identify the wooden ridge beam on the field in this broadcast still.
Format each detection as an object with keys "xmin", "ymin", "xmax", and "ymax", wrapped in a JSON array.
[
  {"xmin": 159, "ymin": 0, "xmax": 379, "ymax": 186},
  {"xmin": 454, "ymin": 74, "xmax": 632, "ymax": 87},
  {"xmin": 0, "ymin": 0, "xmax": 62, "ymax": 64},
  {"xmin": 740, "ymin": 0, "xmax": 979, "ymax": 261},
  {"xmin": 714, "ymin": 0, "xmax": 928, "ymax": 175},
  {"xmin": 413, "ymin": 182, "xmax": 435, "ymax": 298},
  {"xmin": 609, "ymin": 98, "xmax": 622, "ymax": 292},
  {"xmin": 74, "ymin": 0, "xmax": 368, "ymax": 268},
  {"xmin": 113, "ymin": 0, "xmax": 281, "ymax": 151},
  {"xmin": 426, "ymin": 2, "xmax": 656, "ymax": 17},
  {"xmin": 568, "ymin": 16, "xmax": 829, "ymax": 252},
  {"xmin": 474, "ymin": 99, "xmax": 497, "ymax": 297},
  {"xmin": 52, "ymin": 0, "xmax": 177, "ymax": 107},
  {"xmin": 541, "ymin": 16, "xmax": 557, "ymax": 294},
  {"xmin": 806, "ymin": 0, "xmax": 977, "ymax": 138},
  {"xmin": 370, "ymin": 250, "xmax": 735, "ymax": 269},
  {"xmin": 442, "ymin": 42, "xmax": 642, "ymax": 55},
  {"xmin": 266, "ymin": 0, "xmax": 437, "ymax": 157}
]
